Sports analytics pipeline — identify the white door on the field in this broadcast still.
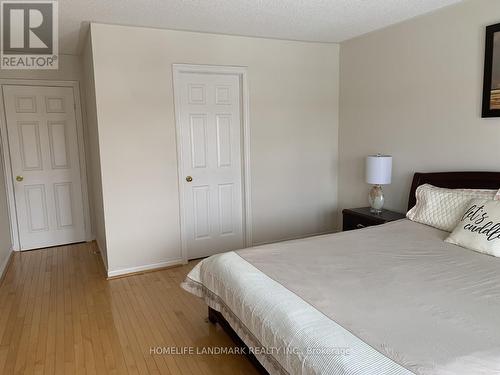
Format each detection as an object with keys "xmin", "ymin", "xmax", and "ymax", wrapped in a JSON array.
[
  {"xmin": 3, "ymin": 85, "xmax": 86, "ymax": 250},
  {"xmin": 175, "ymin": 71, "xmax": 245, "ymax": 259}
]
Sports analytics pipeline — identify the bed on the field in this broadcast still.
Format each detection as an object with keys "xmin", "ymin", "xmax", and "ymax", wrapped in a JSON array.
[{"xmin": 182, "ymin": 172, "xmax": 500, "ymax": 375}]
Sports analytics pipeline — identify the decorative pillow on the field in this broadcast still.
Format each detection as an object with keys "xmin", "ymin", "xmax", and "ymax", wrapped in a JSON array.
[
  {"xmin": 407, "ymin": 184, "xmax": 500, "ymax": 232},
  {"xmin": 445, "ymin": 199, "xmax": 500, "ymax": 257}
]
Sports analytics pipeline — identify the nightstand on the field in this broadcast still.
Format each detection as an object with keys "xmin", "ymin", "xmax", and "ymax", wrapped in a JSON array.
[{"xmin": 342, "ymin": 207, "xmax": 405, "ymax": 231}]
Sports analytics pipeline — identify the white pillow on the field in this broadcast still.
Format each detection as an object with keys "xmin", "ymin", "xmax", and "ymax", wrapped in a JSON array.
[
  {"xmin": 445, "ymin": 199, "xmax": 500, "ymax": 257},
  {"xmin": 407, "ymin": 184, "xmax": 500, "ymax": 232}
]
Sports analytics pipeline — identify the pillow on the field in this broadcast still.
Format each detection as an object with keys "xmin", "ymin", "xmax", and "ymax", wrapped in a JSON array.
[
  {"xmin": 407, "ymin": 184, "xmax": 500, "ymax": 232},
  {"xmin": 445, "ymin": 199, "xmax": 500, "ymax": 257}
]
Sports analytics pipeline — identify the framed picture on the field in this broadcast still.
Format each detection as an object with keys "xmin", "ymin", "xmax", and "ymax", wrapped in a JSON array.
[{"xmin": 482, "ymin": 23, "xmax": 500, "ymax": 118}]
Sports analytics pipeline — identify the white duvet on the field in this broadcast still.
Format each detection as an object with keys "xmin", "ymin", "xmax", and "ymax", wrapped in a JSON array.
[{"xmin": 183, "ymin": 220, "xmax": 500, "ymax": 375}]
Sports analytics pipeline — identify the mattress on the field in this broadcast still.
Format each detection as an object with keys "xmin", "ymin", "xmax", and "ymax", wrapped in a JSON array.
[{"xmin": 182, "ymin": 219, "xmax": 500, "ymax": 375}]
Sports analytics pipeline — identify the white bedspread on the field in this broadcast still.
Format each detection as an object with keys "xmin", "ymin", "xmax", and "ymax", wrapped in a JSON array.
[{"xmin": 182, "ymin": 220, "xmax": 500, "ymax": 375}]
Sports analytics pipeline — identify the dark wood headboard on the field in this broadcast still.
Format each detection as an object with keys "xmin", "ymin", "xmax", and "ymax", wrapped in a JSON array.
[{"xmin": 408, "ymin": 172, "xmax": 500, "ymax": 211}]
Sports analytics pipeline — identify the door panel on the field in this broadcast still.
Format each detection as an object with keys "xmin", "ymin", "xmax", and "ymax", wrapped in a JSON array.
[
  {"xmin": 193, "ymin": 185, "xmax": 211, "ymax": 240},
  {"xmin": 54, "ymin": 182, "xmax": 74, "ymax": 228},
  {"xmin": 25, "ymin": 184, "xmax": 49, "ymax": 232},
  {"xmin": 175, "ymin": 71, "xmax": 244, "ymax": 259},
  {"xmin": 190, "ymin": 114, "xmax": 208, "ymax": 169},
  {"xmin": 216, "ymin": 115, "xmax": 232, "ymax": 167},
  {"xmin": 18, "ymin": 122, "xmax": 43, "ymax": 170},
  {"xmin": 48, "ymin": 121, "xmax": 70, "ymax": 169},
  {"xmin": 3, "ymin": 85, "xmax": 86, "ymax": 250},
  {"xmin": 218, "ymin": 183, "xmax": 234, "ymax": 235}
]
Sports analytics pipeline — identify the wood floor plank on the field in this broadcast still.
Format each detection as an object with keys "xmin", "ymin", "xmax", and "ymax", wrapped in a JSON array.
[{"xmin": 0, "ymin": 242, "xmax": 261, "ymax": 375}]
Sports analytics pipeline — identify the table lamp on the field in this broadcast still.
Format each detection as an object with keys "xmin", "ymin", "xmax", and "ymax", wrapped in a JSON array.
[{"xmin": 366, "ymin": 154, "xmax": 392, "ymax": 214}]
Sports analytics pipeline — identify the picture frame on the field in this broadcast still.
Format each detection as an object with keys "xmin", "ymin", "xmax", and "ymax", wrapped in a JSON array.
[{"xmin": 482, "ymin": 22, "xmax": 500, "ymax": 118}]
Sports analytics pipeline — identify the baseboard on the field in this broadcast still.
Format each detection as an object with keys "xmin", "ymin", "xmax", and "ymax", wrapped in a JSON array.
[
  {"xmin": 0, "ymin": 249, "xmax": 14, "ymax": 285},
  {"xmin": 251, "ymin": 229, "xmax": 339, "ymax": 247},
  {"xmin": 107, "ymin": 258, "xmax": 184, "ymax": 279}
]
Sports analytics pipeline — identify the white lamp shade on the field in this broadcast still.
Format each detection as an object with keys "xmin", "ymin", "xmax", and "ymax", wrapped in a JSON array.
[{"xmin": 366, "ymin": 155, "xmax": 392, "ymax": 185}]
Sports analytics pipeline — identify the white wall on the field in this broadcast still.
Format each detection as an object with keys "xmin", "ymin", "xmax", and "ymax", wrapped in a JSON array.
[
  {"xmin": 0, "ymin": 54, "xmax": 83, "ymax": 273},
  {"xmin": 339, "ymin": 0, "xmax": 500, "ymax": 215},
  {"xmin": 82, "ymin": 34, "xmax": 108, "ymax": 269},
  {"xmin": 0, "ymin": 151, "xmax": 11, "ymax": 276},
  {"xmin": 89, "ymin": 23, "xmax": 340, "ymax": 275}
]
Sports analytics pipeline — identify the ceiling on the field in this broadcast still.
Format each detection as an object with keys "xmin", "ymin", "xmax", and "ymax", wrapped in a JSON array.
[{"xmin": 61, "ymin": 0, "xmax": 463, "ymax": 55}]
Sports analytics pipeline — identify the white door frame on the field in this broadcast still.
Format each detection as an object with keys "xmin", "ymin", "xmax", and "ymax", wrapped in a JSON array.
[
  {"xmin": 0, "ymin": 79, "xmax": 92, "ymax": 251},
  {"xmin": 172, "ymin": 64, "xmax": 252, "ymax": 263}
]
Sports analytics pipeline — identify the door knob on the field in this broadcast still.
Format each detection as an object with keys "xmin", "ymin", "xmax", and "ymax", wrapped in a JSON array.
[
  {"xmin": 16, "ymin": 175, "xmax": 23, "ymax": 182},
  {"xmin": 186, "ymin": 176, "xmax": 193, "ymax": 182}
]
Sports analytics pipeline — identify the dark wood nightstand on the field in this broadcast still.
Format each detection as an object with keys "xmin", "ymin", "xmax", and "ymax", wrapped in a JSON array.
[{"xmin": 342, "ymin": 207, "xmax": 405, "ymax": 231}]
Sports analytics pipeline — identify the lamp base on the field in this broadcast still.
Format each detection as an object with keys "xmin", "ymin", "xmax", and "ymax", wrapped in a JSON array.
[{"xmin": 368, "ymin": 185, "xmax": 384, "ymax": 214}]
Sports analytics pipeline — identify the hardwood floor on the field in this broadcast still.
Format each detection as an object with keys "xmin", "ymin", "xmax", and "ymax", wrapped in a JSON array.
[{"xmin": 0, "ymin": 242, "xmax": 259, "ymax": 375}]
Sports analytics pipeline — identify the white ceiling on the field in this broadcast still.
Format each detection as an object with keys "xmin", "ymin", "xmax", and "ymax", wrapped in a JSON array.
[{"xmin": 62, "ymin": 0, "xmax": 463, "ymax": 55}]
